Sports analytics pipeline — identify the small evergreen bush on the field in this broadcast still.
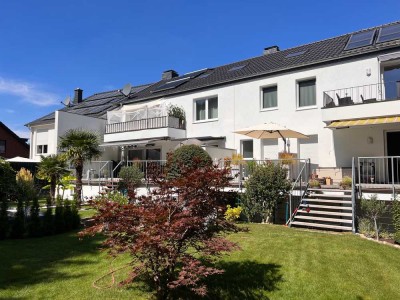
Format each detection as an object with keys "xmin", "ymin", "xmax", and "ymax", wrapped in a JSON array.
[
  {"xmin": 167, "ymin": 145, "xmax": 212, "ymax": 178},
  {"xmin": 242, "ymin": 162, "xmax": 291, "ymax": 223},
  {"xmin": 118, "ymin": 166, "xmax": 143, "ymax": 199},
  {"xmin": 361, "ymin": 195, "xmax": 388, "ymax": 241},
  {"xmin": 54, "ymin": 197, "xmax": 66, "ymax": 233},
  {"xmin": 393, "ymin": 200, "xmax": 400, "ymax": 244},
  {"xmin": 0, "ymin": 159, "xmax": 16, "ymax": 239},
  {"xmin": 43, "ymin": 207, "xmax": 54, "ymax": 235}
]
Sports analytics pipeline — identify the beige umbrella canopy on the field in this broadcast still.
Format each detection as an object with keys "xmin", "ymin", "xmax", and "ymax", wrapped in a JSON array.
[
  {"xmin": 174, "ymin": 138, "xmax": 204, "ymax": 149},
  {"xmin": 234, "ymin": 122, "xmax": 309, "ymax": 151}
]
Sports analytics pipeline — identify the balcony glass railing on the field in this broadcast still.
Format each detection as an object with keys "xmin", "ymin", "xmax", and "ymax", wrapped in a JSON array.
[
  {"xmin": 323, "ymin": 81, "xmax": 400, "ymax": 108},
  {"xmin": 105, "ymin": 116, "xmax": 185, "ymax": 134}
]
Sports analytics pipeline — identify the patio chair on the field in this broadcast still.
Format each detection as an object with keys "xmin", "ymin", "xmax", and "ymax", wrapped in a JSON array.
[{"xmin": 336, "ymin": 93, "xmax": 353, "ymax": 106}]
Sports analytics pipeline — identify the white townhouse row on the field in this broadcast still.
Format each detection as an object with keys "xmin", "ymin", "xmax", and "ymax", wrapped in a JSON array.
[{"xmin": 26, "ymin": 21, "xmax": 400, "ymax": 186}]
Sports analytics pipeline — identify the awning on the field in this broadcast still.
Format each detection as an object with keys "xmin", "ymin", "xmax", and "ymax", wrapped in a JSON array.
[
  {"xmin": 327, "ymin": 116, "xmax": 400, "ymax": 129},
  {"xmin": 99, "ymin": 138, "xmax": 164, "ymax": 147}
]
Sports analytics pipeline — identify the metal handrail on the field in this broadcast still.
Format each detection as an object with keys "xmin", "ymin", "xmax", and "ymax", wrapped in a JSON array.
[
  {"xmin": 286, "ymin": 158, "xmax": 310, "ymax": 226},
  {"xmin": 357, "ymin": 156, "xmax": 400, "ymax": 199},
  {"xmin": 351, "ymin": 157, "xmax": 357, "ymax": 233}
]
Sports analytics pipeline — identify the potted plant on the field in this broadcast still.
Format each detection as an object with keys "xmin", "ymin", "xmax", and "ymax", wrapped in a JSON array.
[
  {"xmin": 167, "ymin": 104, "xmax": 186, "ymax": 128},
  {"xmin": 340, "ymin": 176, "xmax": 352, "ymax": 189},
  {"xmin": 325, "ymin": 176, "xmax": 332, "ymax": 185}
]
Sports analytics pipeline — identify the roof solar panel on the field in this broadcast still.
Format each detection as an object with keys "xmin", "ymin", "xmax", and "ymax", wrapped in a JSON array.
[
  {"xmin": 151, "ymin": 78, "xmax": 190, "ymax": 93},
  {"xmin": 228, "ymin": 65, "xmax": 247, "ymax": 72},
  {"xmin": 285, "ymin": 50, "xmax": 307, "ymax": 58},
  {"xmin": 344, "ymin": 29, "xmax": 376, "ymax": 50},
  {"xmin": 377, "ymin": 24, "xmax": 400, "ymax": 43}
]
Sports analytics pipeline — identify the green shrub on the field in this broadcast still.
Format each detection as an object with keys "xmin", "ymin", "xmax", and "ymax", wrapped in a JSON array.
[
  {"xmin": 358, "ymin": 217, "xmax": 374, "ymax": 238},
  {"xmin": 308, "ymin": 179, "xmax": 321, "ymax": 188},
  {"xmin": 43, "ymin": 207, "xmax": 54, "ymax": 235},
  {"xmin": 28, "ymin": 195, "xmax": 41, "ymax": 237},
  {"xmin": 98, "ymin": 191, "xmax": 129, "ymax": 205},
  {"xmin": 224, "ymin": 205, "xmax": 242, "ymax": 222},
  {"xmin": 340, "ymin": 176, "xmax": 352, "ymax": 189},
  {"xmin": 167, "ymin": 104, "xmax": 186, "ymax": 122},
  {"xmin": 118, "ymin": 166, "xmax": 143, "ymax": 199},
  {"xmin": 393, "ymin": 200, "xmax": 400, "ymax": 244},
  {"xmin": 0, "ymin": 159, "xmax": 16, "ymax": 239},
  {"xmin": 11, "ymin": 198, "xmax": 25, "ymax": 239},
  {"xmin": 361, "ymin": 195, "xmax": 388, "ymax": 241},
  {"xmin": 167, "ymin": 145, "xmax": 212, "ymax": 178},
  {"xmin": 242, "ymin": 162, "xmax": 291, "ymax": 223},
  {"xmin": 54, "ymin": 198, "xmax": 65, "ymax": 233}
]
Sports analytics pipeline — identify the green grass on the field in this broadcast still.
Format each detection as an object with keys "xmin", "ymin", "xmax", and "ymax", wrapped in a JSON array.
[{"xmin": 0, "ymin": 224, "xmax": 400, "ymax": 299}]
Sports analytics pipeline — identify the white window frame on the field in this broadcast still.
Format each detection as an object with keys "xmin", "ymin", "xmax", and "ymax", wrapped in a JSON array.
[
  {"xmin": 193, "ymin": 96, "xmax": 218, "ymax": 123},
  {"xmin": 296, "ymin": 77, "xmax": 317, "ymax": 110},
  {"xmin": 37, "ymin": 144, "xmax": 48, "ymax": 154},
  {"xmin": 260, "ymin": 84, "xmax": 278, "ymax": 111},
  {"xmin": 241, "ymin": 139, "xmax": 254, "ymax": 160}
]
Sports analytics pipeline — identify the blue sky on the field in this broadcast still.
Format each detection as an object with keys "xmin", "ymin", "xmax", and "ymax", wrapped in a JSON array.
[{"xmin": 0, "ymin": 0, "xmax": 399, "ymax": 138}]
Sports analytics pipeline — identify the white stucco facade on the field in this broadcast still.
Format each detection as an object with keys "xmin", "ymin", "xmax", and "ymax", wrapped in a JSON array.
[{"xmin": 28, "ymin": 52, "xmax": 400, "ymax": 173}]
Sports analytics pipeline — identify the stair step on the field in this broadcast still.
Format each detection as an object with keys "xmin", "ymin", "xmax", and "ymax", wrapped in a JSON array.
[
  {"xmin": 308, "ymin": 188, "xmax": 351, "ymax": 193},
  {"xmin": 294, "ymin": 215, "xmax": 352, "ymax": 223},
  {"xmin": 303, "ymin": 198, "xmax": 351, "ymax": 204},
  {"xmin": 290, "ymin": 221, "xmax": 352, "ymax": 231},
  {"xmin": 296, "ymin": 210, "xmax": 352, "ymax": 217},
  {"xmin": 300, "ymin": 204, "xmax": 352, "ymax": 210},
  {"xmin": 308, "ymin": 193, "xmax": 352, "ymax": 199}
]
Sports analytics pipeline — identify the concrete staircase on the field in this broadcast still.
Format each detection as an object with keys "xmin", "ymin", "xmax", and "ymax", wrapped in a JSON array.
[{"xmin": 290, "ymin": 188, "xmax": 354, "ymax": 231}]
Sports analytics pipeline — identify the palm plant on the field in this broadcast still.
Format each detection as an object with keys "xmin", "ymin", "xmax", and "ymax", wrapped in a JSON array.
[
  {"xmin": 37, "ymin": 154, "xmax": 70, "ymax": 205},
  {"xmin": 59, "ymin": 129, "xmax": 101, "ymax": 204}
]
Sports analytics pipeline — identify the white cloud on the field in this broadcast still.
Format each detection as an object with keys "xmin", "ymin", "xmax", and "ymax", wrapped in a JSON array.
[
  {"xmin": 13, "ymin": 129, "xmax": 31, "ymax": 139},
  {"xmin": 0, "ymin": 77, "xmax": 59, "ymax": 107}
]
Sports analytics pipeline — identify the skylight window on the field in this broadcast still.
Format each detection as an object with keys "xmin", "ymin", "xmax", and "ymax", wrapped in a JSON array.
[
  {"xmin": 228, "ymin": 64, "xmax": 246, "ymax": 72},
  {"xmin": 285, "ymin": 50, "xmax": 307, "ymax": 58},
  {"xmin": 344, "ymin": 29, "xmax": 376, "ymax": 50},
  {"xmin": 377, "ymin": 24, "xmax": 400, "ymax": 43}
]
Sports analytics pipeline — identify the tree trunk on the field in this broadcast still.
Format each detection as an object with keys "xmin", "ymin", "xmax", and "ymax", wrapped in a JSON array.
[
  {"xmin": 50, "ymin": 177, "xmax": 56, "ymax": 206},
  {"xmin": 75, "ymin": 162, "xmax": 83, "ymax": 206}
]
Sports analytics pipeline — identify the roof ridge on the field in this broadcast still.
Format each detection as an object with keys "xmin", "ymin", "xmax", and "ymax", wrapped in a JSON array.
[{"xmin": 205, "ymin": 20, "xmax": 400, "ymax": 69}]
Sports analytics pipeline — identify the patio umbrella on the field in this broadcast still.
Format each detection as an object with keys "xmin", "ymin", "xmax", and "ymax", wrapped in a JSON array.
[
  {"xmin": 174, "ymin": 138, "xmax": 204, "ymax": 149},
  {"xmin": 234, "ymin": 122, "xmax": 309, "ymax": 152}
]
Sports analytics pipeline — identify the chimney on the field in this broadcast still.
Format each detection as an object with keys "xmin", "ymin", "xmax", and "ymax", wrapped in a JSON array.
[
  {"xmin": 162, "ymin": 70, "xmax": 179, "ymax": 80},
  {"xmin": 73, "ymin": 88, "xmax": 83, "ymax": 104},
  {"xmin": 263, "ymin": 46, "xmax": 280, "ymax": 55}
]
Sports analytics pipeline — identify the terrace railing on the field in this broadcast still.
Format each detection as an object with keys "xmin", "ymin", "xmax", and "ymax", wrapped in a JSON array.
[
  {"xmin": 105, "ymin": 116, "xmax": 185, "ymax": 134},
  {"xmin": 126, "ymin": 160, "xmax": 167, "ymax": 181},
  {"xmin": 357, "ymin": 156, "xmax": 400, "ymax": 199},
  {"xmin": 323, "ymin": 81, "xmax": 400, "ymax": 108},
  {"xmin": 286, "ymin": 158, "xmax": 310, "ymax": 225}
]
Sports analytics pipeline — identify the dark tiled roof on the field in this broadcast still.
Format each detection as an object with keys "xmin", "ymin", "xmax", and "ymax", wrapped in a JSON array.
[
  {"xmin": 26, "ymin": 84, "xmax": 151, "ymax": 126},
  {"xmin": 27, "ymin": 21, "xmax": 400, "ymax": 126},
  {"xmin": 124, "ymin": 20, "xmax": 400, "ymax": 104}
]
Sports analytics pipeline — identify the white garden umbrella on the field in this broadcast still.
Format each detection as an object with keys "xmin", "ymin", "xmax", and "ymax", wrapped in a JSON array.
[
  {"xmin": 174, "ymin": 138, "xmax": 204, "ymax": 149},
  {"xmin": 234, "ymin": 122, "xmax": 309, "ymax": 152}
]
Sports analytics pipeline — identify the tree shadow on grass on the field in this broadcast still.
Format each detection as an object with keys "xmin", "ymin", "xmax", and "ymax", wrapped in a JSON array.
[
  {"xmin": 172, "ymin": 260, "xmax": 283, "ymax": 300},
  {"xmin": 0, "ymin": 231, "xmax": 103, "ymax": 292}
]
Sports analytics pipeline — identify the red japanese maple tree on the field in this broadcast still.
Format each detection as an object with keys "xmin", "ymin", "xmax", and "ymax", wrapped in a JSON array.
[{"xmin": 80, "ymin": 162, "xmax": 241, "ymax": 299}]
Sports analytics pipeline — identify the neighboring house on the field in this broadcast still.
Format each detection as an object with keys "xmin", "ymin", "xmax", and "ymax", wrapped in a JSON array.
[
  {"xmin": 0, "ymin": 122, "xmax": 30, "ymax": 159},
  {"xmin": 26, "ymin": 21, "xmax": 400, "ymax": 189}
]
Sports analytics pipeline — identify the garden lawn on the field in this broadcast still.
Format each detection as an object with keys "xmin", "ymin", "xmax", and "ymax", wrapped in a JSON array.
[{"xmin": 0, "ymin": 224, "xmax": 400, "ymax": 299}]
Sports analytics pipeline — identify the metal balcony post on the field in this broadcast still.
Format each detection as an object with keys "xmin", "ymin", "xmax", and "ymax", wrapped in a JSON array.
[{"xmin": 392, "ymin": 157, "xmax": 395, "ymax": 199}]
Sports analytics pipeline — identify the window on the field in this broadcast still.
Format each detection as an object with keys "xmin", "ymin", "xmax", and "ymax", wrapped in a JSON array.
[
  {"xmin": 37, "ymin": 145, "xmax": 48, "ymax": 154},
  {"xmin": 298, "ymin": 79, "xmax": 316, "ymax": 107},
  {"xmin": 128, "ymin": 149, "xmax": 161, "ymax": 161},
  {"xmin": 195, "ymin": 97, "xmax": 218, "ymax": 121},
  {"xmin": 262, "ymin": 86, "xmax": 278, "ymax": 109},
  {"xmin": 0, "ymin": 140, "xmax": 5, "ymax": 154},
  {"xmin": 241, "ymin": 140, "xmax": 253, "ymax": 159}
]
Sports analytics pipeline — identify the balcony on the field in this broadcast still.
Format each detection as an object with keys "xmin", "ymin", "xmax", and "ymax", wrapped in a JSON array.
[
  {"xmin": 104, "ymin": 116, "xmax": 186, "ymax": 143},
  {"xmin": 322, "ymin": 81, "xmax": 400, "ymax": 122}
]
